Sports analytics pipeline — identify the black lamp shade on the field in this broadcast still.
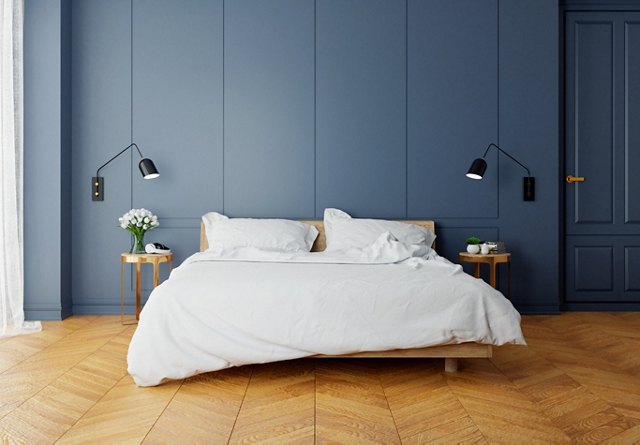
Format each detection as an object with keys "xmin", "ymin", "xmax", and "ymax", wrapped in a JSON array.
[
  {"xmin": 466, "ymin": 158, "xmax": 487, "ymax": 180},
  {"xmin": 139, "ymin": 158, "xmax": 160, "ymax": 179}
]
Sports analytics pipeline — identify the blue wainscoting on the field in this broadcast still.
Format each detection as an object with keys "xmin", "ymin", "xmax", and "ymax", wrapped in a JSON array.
[
  {"xmin": 23, "ymin": 0, "xmax": 560, "ymax": 318},
  {"xmin": 225, "ymin": 0, "xmax": 315, "ymax": 218},
  {"xmin": 407, "ymin": 0, "xmax": 498, "ymax": 219},
  {"xmin": 132, "ymin": 0, "xmax": 223, "ymax": 219},
  {"xmin": 498, "ymin": 0, "xmax": 559, "ymax": 312},
  {"xmin": 69, "ymin": 0, "xmax": 133, "ymax": 315},
  {"xmin": 316, "ymin": 0, "xmax": 407, "ymax": 218},
  {"xmin": 131, "ymin": 0, "xmax": 223, "ymax": 295},
  {"xmin": 23, "ymin": 0, "xmax": 71, "ymax": 320}
]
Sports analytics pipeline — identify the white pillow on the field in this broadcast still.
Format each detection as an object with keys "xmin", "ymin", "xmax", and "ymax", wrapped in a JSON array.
[
  {"xmin": 323, "ymin": 208, "xmax": 435, "ymax": 253},
  {"xmin": 202, "ymin": 212, "xmax": 319, "ymax": 252}
]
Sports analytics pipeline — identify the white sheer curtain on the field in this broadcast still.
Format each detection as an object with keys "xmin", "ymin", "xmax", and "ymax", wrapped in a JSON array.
[{"xmin": 0, "ymin": 0, "xmax": 40, "ymax": 337}]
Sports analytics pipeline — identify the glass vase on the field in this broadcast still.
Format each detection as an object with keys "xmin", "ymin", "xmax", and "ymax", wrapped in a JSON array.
[{"xmin": 131, "ymin": 233, "xmax": 146, "ymax": 254}]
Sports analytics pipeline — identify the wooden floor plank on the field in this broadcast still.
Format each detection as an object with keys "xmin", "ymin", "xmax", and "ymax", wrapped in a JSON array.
[
  {"xmin": 55, "ymin": 375, "xmax": 182, "ymax": 444},
  {"xmin": 0, "ymin": 317, "xmax": 96, "ymax": 374},
  {"xmin": 0, "ymin": 313, "xmax": 639, "ymax": 443},
  {"xmin": 446, "ymin": 359, "xmax": 573, "ymax": 444},
  {"xmin": 228, "ymin": 360, "xmax": 315, "ymax": 444},
  {"xmin": 378, "ymin": 359, "xmax": 482, "ymax": 442},
  {"xmin": 316, "ymin": 360, "xmax": 400, "ymax": 445},
  {"xmin": 0, "ymin": 326, "xmax": 135, "ymax": 444},
  {"xmin": 143, "ymin": 367, "xmax": 252, "ymax": 444},
  {"xmin": 0, "ymin": 317, "xmax": 127, "ymax": 420}
]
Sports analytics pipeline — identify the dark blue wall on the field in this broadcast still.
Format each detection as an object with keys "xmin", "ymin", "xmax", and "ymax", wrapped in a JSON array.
[
  {"xmin": 24, "ymin": 0, "xmax": 72, "ymax": 320},
  {"xmin": 24, "ymin": 0, "xmax": 560, "ymax": 318}
]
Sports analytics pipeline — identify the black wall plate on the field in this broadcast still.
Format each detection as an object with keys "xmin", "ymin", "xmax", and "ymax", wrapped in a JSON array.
[{"xmin": 523, "ymin": 177, "xmax": 535, "ymax": 201}]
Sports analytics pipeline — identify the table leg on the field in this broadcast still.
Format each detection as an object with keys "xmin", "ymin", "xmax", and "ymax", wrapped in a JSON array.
[
  {"xmin": 474, "ymin": 263, "xmax": 481, "ymax": 278},
  {"xmin": 153, "ymin": 261, "xmax": 159, "ymax": 288},
  {"xmin": 120, "ymin": 258, "xmax": 124, "ymax": 325},
  {"xmin": 508, "ymin": 260, "xmax": 512, "ymax": 299},
  {"xmin": 489, "ymin": 263, "xmax": 497, "ymax": 288},
  {"xmin": 135, "ymin": 262, "xmax": 141, "ymax": 321}
]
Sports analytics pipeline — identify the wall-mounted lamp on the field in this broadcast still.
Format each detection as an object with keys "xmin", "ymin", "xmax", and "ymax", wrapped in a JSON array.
[
  {"xmin": 92, "ymin": 143, "xmax": 159, "ymax": 201},
  {"xmin": 466, "ymin": 143, "xmax": 535, "ymax": 201}
]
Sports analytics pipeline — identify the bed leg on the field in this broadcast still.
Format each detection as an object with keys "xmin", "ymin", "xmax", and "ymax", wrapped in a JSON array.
[{"xmin": 444, "ymin": 358, "xmax": 458, "ymax": 373}]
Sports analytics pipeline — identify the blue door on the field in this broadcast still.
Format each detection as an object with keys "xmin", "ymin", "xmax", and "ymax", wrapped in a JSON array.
[{"xmin": 565, "ymin": 12, "xmax": 640, "ymax": 305}]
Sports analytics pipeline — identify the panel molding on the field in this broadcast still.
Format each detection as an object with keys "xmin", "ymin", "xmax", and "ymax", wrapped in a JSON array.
[
  {"xmin": 624, "ymin": 20, "xmax": 640, "ymax": 223},
  {"xmin": 624, "ymin": 246, "xmax": 640, "ymax": 290}
]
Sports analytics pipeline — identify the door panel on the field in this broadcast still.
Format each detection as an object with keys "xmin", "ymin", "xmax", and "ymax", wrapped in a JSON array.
[
  {"xmin": 574, "ymin": 246, "xmax": 613, "ymax": 291},
  {"xmin": 566, "ymin": 17, "xmax": 615, "ymax": 227},
  {"xmin": 565, "ymin": 12, "xmax": 640, "ymax": 304},
  {"xmin": 626, "ymin": 21, "xmax": 640, "ymax": 223},
  {"xmin": 625, "ymin": 247, "xmax": 640, "ymax": 291},
  {"xmin": 566, "ymin": 236, "xmax": 640, "ymax": 302}
]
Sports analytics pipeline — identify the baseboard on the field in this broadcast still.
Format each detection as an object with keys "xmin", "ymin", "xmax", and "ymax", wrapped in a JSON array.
[
  {"xmin": 72, "ymin": 304, "xmax": 137, "ymax": 315},
  {"xmin": 562, "ymin": 302, "xmax": 640, "ymax": 311},
  {"xmin": 24, "ymin": 309, "xmax": 64, "ymax": 320},
  {"xmin": 514, "ymin": 305, "xmax": 561, "ymax": 315},
  {"xmin": 61, "ymin": 305, "xmax": 73, "ymax": 319}
]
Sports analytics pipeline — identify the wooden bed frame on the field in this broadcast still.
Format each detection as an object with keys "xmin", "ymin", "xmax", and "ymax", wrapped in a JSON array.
[{"xmin": 199, "ymin": 220, "xmax": 492, "ymax": 372}]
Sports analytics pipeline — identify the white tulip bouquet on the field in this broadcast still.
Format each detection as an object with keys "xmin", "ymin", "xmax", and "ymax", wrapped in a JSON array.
[{"xmin": 119, "ymin": 208, "xmax": 159, "ymax": 253}]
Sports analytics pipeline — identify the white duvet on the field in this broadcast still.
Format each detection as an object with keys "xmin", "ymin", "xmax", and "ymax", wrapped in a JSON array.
[{"xmin": 127, "ymin": 234, "xmax": 525, "ymax": 386}]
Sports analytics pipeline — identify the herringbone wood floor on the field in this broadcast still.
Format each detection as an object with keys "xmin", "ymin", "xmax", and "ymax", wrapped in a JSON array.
[{"xmin": 1, "ymin": 313, "xmax": 639, "ymax": 444}]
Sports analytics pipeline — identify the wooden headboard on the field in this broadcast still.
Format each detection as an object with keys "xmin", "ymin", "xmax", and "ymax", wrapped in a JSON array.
[{"xmin": 199, "ymin": 220, "xmax": 435, "ymax": 252}]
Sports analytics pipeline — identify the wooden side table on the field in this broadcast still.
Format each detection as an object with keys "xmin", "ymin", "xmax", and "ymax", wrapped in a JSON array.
[
  {"xmin": 120, "ymin": 253, "xmax": 173, "ymax": 324},
  {"xmin": 458, "ymin": 252, "xmax": 511, "ymax": 297}
]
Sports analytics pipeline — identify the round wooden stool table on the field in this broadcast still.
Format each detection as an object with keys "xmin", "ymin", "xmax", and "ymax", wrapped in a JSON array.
[
  {"xmin": 458, "ymin": 252, "xmax": 511, "ymax": 297},
  {"xmin": 120, "ymin": 252, "xmax": 173, "ymax": 324}
]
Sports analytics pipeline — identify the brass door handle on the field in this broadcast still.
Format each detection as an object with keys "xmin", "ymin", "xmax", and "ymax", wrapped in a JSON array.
[{"xmin": 566, "ymin": 175, "xmax": 585, "ymax": 183}]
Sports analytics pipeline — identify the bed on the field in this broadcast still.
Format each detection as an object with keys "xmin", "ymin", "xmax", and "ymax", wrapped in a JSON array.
[
  {"xmin": 128, "ymin": 216, "xmax": 525, "ymax": 387},
  {"xmin": 202, "ymin": 220, "xmax": 491, "ymax": 371}
]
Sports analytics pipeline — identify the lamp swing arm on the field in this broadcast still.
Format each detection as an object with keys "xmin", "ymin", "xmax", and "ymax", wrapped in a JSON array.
[
  {"xmin": 96, "ymin": 143, "xmax": 144, "ymax": 177},
  {"xmin": 482, "ymin": 143, "xmax": 532, "ymax": 177},
  {"xmin": 92, "ymin": 142, "xmax": 158, "ymax": 201}
]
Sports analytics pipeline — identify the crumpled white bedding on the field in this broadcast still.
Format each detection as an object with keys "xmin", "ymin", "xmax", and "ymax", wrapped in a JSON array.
[{"xmin": 127, "ymin": 234, "xmax": 525, "ymax": 386}]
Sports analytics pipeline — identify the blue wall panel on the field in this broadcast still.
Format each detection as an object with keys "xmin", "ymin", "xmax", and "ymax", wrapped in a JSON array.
[
  {"xmin": 407, "ymin": 0, "xmax": 498, "ymax": 218},
  {"xmin": 24, "ymin": 0, "xmax": 65, "ymax": 319},
  {"xmin": 316, "ymin": 0, "xmax": 406, "ymax": 218},
  {"xmin": 71, "ymin": 0, "xmax": 133, "ymax": 313},
  {"xmin": 132, "ymin": 0, "xmax": 223, "ymax": 218},
  {"xmin": 61, "ymin": 0, "xmax": 72, "ymax": 318},
  {"xmin": 225, "ymin": 0, "xmax": 315, "ymax": 218},
  {"xmin": 499, "ymin": 0, "xmax": 559, "ymax": 309},
  {"xmin": 24, "ymin": 0, "xmax": 563, "ymax": 316}
]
